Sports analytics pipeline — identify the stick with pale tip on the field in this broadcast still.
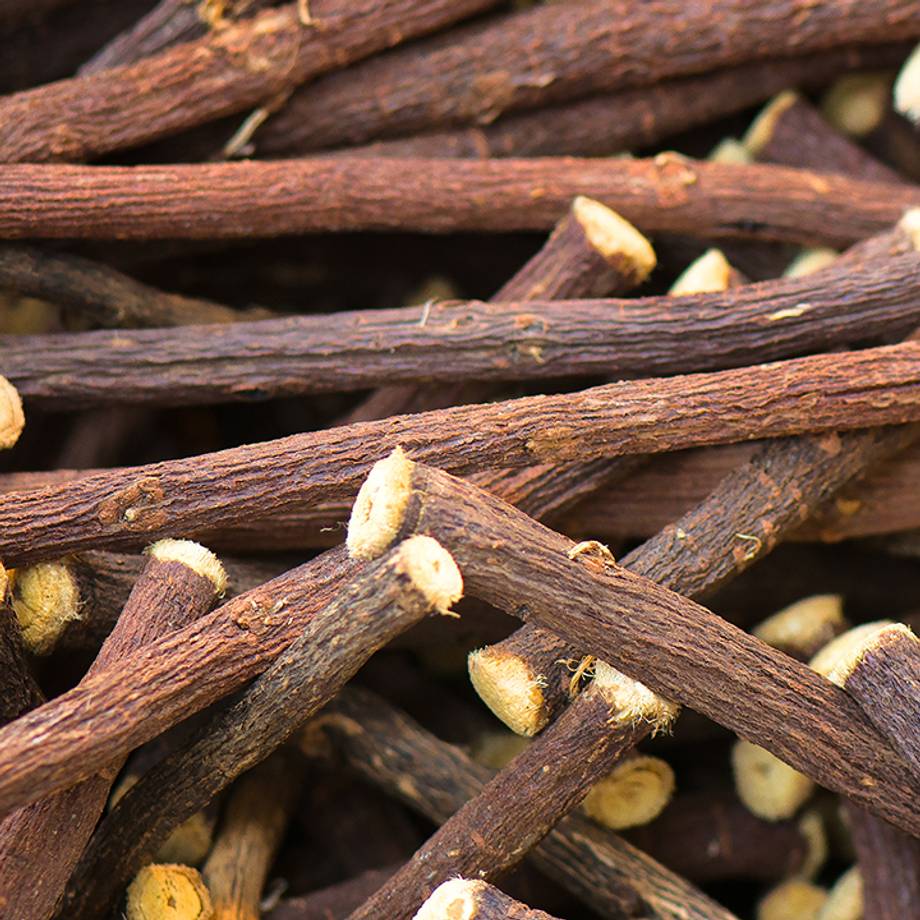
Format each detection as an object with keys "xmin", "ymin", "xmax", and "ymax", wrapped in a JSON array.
[
  {"xmin": 413, "ymin": 878, "xmax": 561, "ymax": 920},
  {"xmin": 0, "ymin": 375, "xmax": 24, "ymax": 450},
  {"xmin": 126, "ymin": 864, "xmax": 214, "ymax": 920}
]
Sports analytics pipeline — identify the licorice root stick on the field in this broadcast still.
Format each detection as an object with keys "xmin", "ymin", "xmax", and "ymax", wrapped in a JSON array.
[{"xmin": 414, "ymin": 879, "xmax": 561, "ymax": 920}]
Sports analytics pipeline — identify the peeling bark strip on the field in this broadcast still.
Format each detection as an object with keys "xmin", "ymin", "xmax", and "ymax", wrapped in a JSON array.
[
  {"xmin": 3, "ymin": 158, "xmax": 920, "ymax": 244},
  {"xmin": 347, "ymin": 663, "xmax": 677, "ymax": 919},
  {"xmin": 0, "ymin": 0, "xmax": 502, "ymax": 163},
  {"xmin": 8, "ymin": 245, "xmax": 920, "ymax": 408},
  {"xmin": 2, "ymin": 342, "xmax": 920, "ymax": 567},
  {"xmin": 0, "ymin": 540, "xmax": 225, "ymax": 920},
  {"xmin": 317, "ymin": 688, "xmax": 739, "ymax": 920},
  {"xmin": 346, "ymin": 453, "xmax": 920, "ymax": 835},
  {"xmin": 415, "ymin": 879, "xmax": 561, "ymax": 920},
  {"xmin": 254, "ymin": 0, "xmax": 920, "ymax": 154},
  {"xmin": 60, "ymin": 537, "xmax": 461, "ymax": 919}
]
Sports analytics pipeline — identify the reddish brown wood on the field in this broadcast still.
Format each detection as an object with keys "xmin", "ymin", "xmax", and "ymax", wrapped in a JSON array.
[
  {"xmin": 0, "ymin": 601, "xmax": 43, "ymax": 726},
  {"xmin": 2, "ymin": 158, "xmax": 919, "ymax": 244},
  {"xmin": 254, "ymin": 0, "xmax": 920, "ymax": 154},
  {"xmin": 0, "ymin": 0, "xmax": 502, "ymax": 163},
  {"xmin": 1, "ymin": 342, "xmax": 919, "ymax": 568},
  {"xmin": 266, "ymin": 867, "xmax": 396, "ymax": 920},
  {"xmin": 355, "ymin": 454, "xmax": 920, "ymax": 834},
  {"xmin": 0, "ymin": 541, "xmax": 224, "ymax": 920},
  {"xmin": 414, "ymin": 879, "xmax": 561, "ymax": 920}
]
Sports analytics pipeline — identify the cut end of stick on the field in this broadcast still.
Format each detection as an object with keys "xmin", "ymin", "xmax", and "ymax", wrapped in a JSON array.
[
  {"xmin": 468, "ymin": 646, "xmax": 549, "ymax": 737},
  {"xmin": 743, "ymin": 90, "xmax": 800, "ymax": 156},
  {"xmin": 572, "ymin": 196, "xmax": 656, "ymax": 282},
  {"xmin": 783, "ymin": 248, "xmax": 839, "ymax": 278},
  {"xmin": 413, "ymin": 878, "xmax": 483, "ymax": 920},
  {"xmin": 347, "ymin": 446, "xmax": 414, "ymax": 560},
  {"xmin": 157, "ymin": 811, "xmax": 218, "ymax": 867},
  {"xmin": 808, "ymin": 619, "xmax": 894, "ymax": 681},
  {"xmin": 757, "ymin": 879, "xmax": 828, "ymax": 920},
  {"xmin": 709, "ymin": 137, "xmax": 753, "ymax": 165},
  {"xmin": 581, "ymin": 754, "xmax": 675, "ymax": 830},
  {"xmin": 593, "ymin": 660, "xmax": 679, "ymax": 732},
  {"xmin": 0, "ymin": 375, "xmax": 24, "ymax": 450},
  {"xmin": 9, "ymin": 560, "xmax": 81, "ymax": 656},
  {"xmin": 898, "ymin": 207, "xmax": 920, "ymax": 251},
  {"xmin": 821, "ymin": 73, "xmax": 891, "ymax": 137},
  {"xmin": 894, "ymin": 43, "xmax": 920, "ymax": 125},
  {"xmin": 147, "ymin": 539, "xmax": 227, "ymax": 595},
  {"xmin": 126, "ymin": 864, "xmax": 214, "ymax": 920},
  {"xmin": 470, "ymin": 730, "xmax": 530, "ymax": 770},
  {"xmin": 753, "ymin": 594, "xmax": 846, "ymax": 658},
  {"xmin": 822, "ymin": 622, "xmax": 915, "ymax": 687},
  {"xmin": 732, "ymin": 740, "xmax": 815, "ymax": 821},
  {"xmin": 668, "ymin": 248, "xmax": 734, "ymax": 295},
  {"xmin": 395, "ymin": 535, "xmax": 463, "ymax": 615},
  {"xmin": 797, "ymin": 809, "xmax": 828, "ymax": 880},
  {"xmin": 817, "ymin": 867, "xmax": 862, "ymax": 920}
]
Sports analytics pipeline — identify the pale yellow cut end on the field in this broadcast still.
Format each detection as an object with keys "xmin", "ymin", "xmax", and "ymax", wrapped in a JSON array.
[
  {"xmin": 157, "ymin": 811, "xmax": 217, "ymax": 867},
  {"xmin": 709, "ymin": 137, "xmax": 753, "ymax": 164},
  {"xmin": 797, "ymin": 809, "xmax": 828, "ymax": 880},
  {"xmin": 147, "ymin": 539, "xmax": 227, "ymax": 595},
  {"xmin": 753, "ymin": 595, "xmax": 845, "ymax": 656},
  {"xmin": 126, "ymin": 864, "xmax": 214, "ymax": 920},
  {"xmin": 732, "ymin": 740, "xmax": 815, "ymax": 820},
  {"xmin": 593, "ymin": 660, "xmax": 679, "ymax": 732},
  {"xmin": 824, "ymin": 622, "xmax": 915, "ymax": 688},
  {"xmin": 572, "ymin": 196, "xmax": 656, "ymax": 282},
  {"xmin": 809, "ymin": 619, "xmax": 894, "ymax": 681},
  {"xmin": 0, "ymin": 562, "xmax": 7, "ymax": 601},
  {"xmin": 898, "ymin": 208, "xmax": 920, "ymax": 251},
  {"xmin": 743, "ymin": 91, "xmax": 800, "ymax": 156},
  {"xmin": 468, "ymin": 646, "xmax": 548, "ymax": 737},
  {"xmin": 9, "ymin": 561, "xmax": 81, "ymax": 656},
  {"xmin": 395, "ymin": 535, "xmax": 463, "ymax": 615},
  {"xmin": 669, "ymin": 249, "xmax": 733, "ymax": 295},
  {"xmin": 894, "ymin": 43, "xmax": 920, "ymax": 125},
  {"xmin": 821, "ymin": 73, "xmax": 891, "ymax": 136},
  {"xmin": 413, "ymin": 878, "xmax": 484, "ymax": 920},
  {"xmin": 783, "ymin": 248, "xmax": 839, "ymax": 278},
  {"xmin": 347, "ymin": 447, "xmax": 414, "ymax": 560},
  {"xmin": 470, "ymin": 730, "xmax": 531, "ymax": 770},
  {"xmin": 817, "ymin": 867, "xmax": 863, "ymax": 920},
  {"xmin": 581, "ymin": 754, "xmax": 675, "ymax": 830},
  {"xmin": 0, "ymin": 375, "xmax": 24, "ymax": 450},
  {"xmin": 758, "ymin": 880, "xmax": 828, "ymax": 920}
]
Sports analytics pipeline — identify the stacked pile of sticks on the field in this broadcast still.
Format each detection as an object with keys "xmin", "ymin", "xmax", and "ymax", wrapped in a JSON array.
[{"xmin": 0, "ymin": 1, "xmax": 918, "ymax": 918}]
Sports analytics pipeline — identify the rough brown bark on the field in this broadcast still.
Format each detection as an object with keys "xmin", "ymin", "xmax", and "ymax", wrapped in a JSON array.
[
  {"xmin": 0, "ymin": 0, "xmax": 502, "ymax": 163},
  {"xmin": 60, "ymin": 537, "xmax": 461, "ymax": 920},
  {"xmin": 0, "ymin": 246, "xmax": 272, "ymax": 328},
  {"xmin": 3, "ymin": 158, "xmax": 920, "ymax": 244},
  {"xmin": 0, "ymin": 540, "xmax": 225, "ymax": 920},
  {"xmin": 0, "ymin": 598, "xmax": 43, "ymax": 726},
  {"xmin": 8, "ymin": 246, "xmax": 920, "ymax": 408},
  {"xmin": 297, "ymin": 46, "xmax": 911, "ymax": 160},
  {"xmin": 254, "ymin": 0, "xmax": 920, "ymax": 154},
  {"xmin": 317, "ymin": 687, "xmax": 738, "ymax": 920},
  {"xmin": 2, "ymin": 342, "xmax": 920, "ymax": 567},
  {"xmin": 266, "ymin": 867, "xmax": 396, "ymax": 920},
  {"xmin": 350, "ymin": 453, "xmax": 920, "ymax": 834},
  {"xmin": 414, "ymin": 879, "xmax": 561, "ymax": 920}
]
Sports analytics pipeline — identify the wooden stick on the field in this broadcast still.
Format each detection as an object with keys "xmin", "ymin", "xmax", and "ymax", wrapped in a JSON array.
[
  {"xmin": 10, "ymin": 237, "xmax": 920, "ymax": 409},
  {"xmin": 818, "ymin": 867, "xmax": 862, "ymax": 920},
  {"xmin": 752, "ymin": 595, "xmax": 849, "ymax": 662},
  {"xmin": 3, "ymin": 340, "xmax": 920, "ymax": 568},
  {"xmin": 252, "ymin": 0, "xmax": 920, "ymax": 155},
  {"xmin": 0, "ymin": 564, "xmax": 43, "ymax": 726},
  {"xmin": 758, "ymin": 879, "xmax": 828, "ymax": 920},
  {"xmin": 125, "ymin": 863, "xmax": 214, "ymax": 920},
  {"xmin": 202, "ymin": 750, "xmax": 302, "ymax": 920},
  {"xmin": 346, "ymin": 451, "xmax": 920, "ymax": 834},
  {"xmin": 743, "ymin": 90, "xmax": 904, "ymax": 182},
  {"xmin": 413, "ymin": 879, "xmax": 560, "ymax": 920},
  {"xmin": 264, "ymin": 867, "xmax": 397, "ymax": 920},
  {"xmin": 347, "ymin": 662, "xmax": 677, "ymax": 919},
  {"xmin": 731, "ymin": 738, "xmax": 816, "ymax": 820},
  {"xmin": 816, "ymin": 622, "xmax": 920, "ymax": 781},
  {"xmin": 0, "ymin": 374, "xmax": 23, "ymax": 450},
  {"xmin": 316, "ymin": 687, "xmax": 738, "ymax": 920},
  {"xmin": 8, "ymin": 550, "xmax": 290, "ymax": 656},
  {"xmin": 0, "ymin": 539, "xmax": 226, "ymax": 920},
  {"xmin": 278, "ymin": 46, "xmax": 911, "ymax": 159},
  {"xmin": 0, "ymin": 0, "xmax": 501, "ymax": 163},
  {"xmin": 60, "ymin": 537, "xmax": 461, "ymax": 919},
  {"xmin": 4, "ymin": 158, "xmax": 920, "ymax": 243},
  {"xmin": 894, "ymin": 42, "xmax": 920, "ymax": 125},
  {"xmin": 0, "ymin": 246, "xmax": 272, "ymax": 328}
]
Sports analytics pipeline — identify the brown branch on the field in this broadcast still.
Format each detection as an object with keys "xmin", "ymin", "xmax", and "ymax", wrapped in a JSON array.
[
  {"xmin": 60, "ymin": 537, "xmax": 461, "ymax": 919},
  {"xmin": 7, "ymin": 235, "xmax": 920, "ymax": 409},
  {"xmin": 316, "ymin": 687, "xmax": 738, "ymax": 920},
  {"xmin": 4, "ymin": 158, "xmax": 920, "ymax": 244},
  {"xmin": 264, "ymin": 867, "xmax": 396, "ymax": 920},
  {"xmin": 345, "ymin": 450, "xmax": 920, "ymax": 834},
  {"xmin": 286, "ymin": 46, "xmax": 910, "ymax": 159},
  {"xmin": 3, "ymin": 340, "xmax": 920, "ymax": 567},
  {"xmin": 0, "ymin": 539, "xmax": 225, "ymax": 920},
  {"xmin": 0, "ymin": 0, "xmax": 502, "ymax": 163},
  {"xmin": 252, "ymin": 0, "xmax": 920, "ymax": 155},
  {"xmin": 0, "ymin": 566, "xmax": 43, "ymax": 726},
  {"xmin": 414, "ymin": 879, "xmax": 561, "ymax": 920}
]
